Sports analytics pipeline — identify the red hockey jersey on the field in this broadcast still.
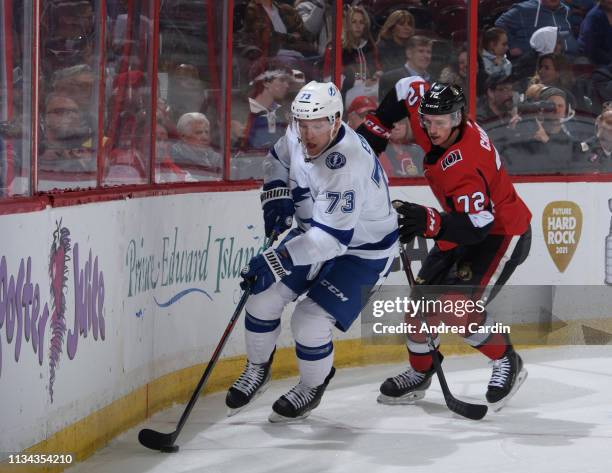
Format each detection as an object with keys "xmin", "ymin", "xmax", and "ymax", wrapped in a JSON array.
[{"xmin": 359, "ymin": 77, "xmax": 531, "ymax": 250}]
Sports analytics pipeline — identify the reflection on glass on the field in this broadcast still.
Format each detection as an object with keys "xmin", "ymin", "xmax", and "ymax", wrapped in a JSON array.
[
  {"xmin": 156, "ymin": 0, "xmax": 224, "ymax": 182},
  {"xmin": 478, "ymin": 1, "xmax": 611, "ymax": 176},
  {"xmin": 38, "ymin": 0, "xmax": 100, "ymax": 191},
  {"xmin": 104, "ymin": 0, "xmax": 153, "ymax": 186},
  {"xmin": 1, "ymin": 1, "xmax": 32, "ymax": 197},
  {"xmin": 230, "ymin": 0, "xmax": 333, "ymax": 180}
]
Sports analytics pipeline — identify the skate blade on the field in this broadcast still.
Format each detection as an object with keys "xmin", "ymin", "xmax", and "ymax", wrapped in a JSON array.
[
  {"xmin": 489, "ymin": 368, "xmax": 528, "ymax": 412},
  {"xmin": 226, "ymin": 379, "xmax": 271, "ymax": 417},
  {"xmin": 268, "ymin": 410, "xmax": 312, "ymax": 424},
  {"xmin": 377, "ymin": 390, "xmax": 426, "ymax": 405}
]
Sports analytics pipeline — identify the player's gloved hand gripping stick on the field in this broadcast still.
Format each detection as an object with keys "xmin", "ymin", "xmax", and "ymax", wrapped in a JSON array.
[
  {"xmin": 138, "ymin": 231, "xmax": 280, "ymax": 453},
  {"xmin": 398, "ymin": 241, "xmax": 488, "ymax": 421}
]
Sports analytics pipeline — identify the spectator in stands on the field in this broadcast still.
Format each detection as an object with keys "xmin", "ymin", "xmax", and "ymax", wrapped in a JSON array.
[
  {"xmin": 379, "ymin": 118, "xmax": 424, "ymax": 177},
  {"xmin": 376, "ymin": 10, "xmax": 416, "ymax": 73},
  {"xmin": 167, "ymin": 63, "xmax": 206, "ymax": 123},
  {"xmin": 511, "ymin": 26, "xmax": 567, "ymax": 91},
  {"xmin": 439, "ymin": 46, "xmax": 488, "ymax": 96},
  {"xmin": 529, "ymin": 53, "xmax": 576, "ymax": 93},
  {"xmin": 245, "ymin": 58, "xmax": 293, "ymax": 150},
  {"xmin": 346, "ymin": 95, "xmax": 377, "ymax": 130},
  {"xmin": 42, "ymin": 0, "xmax": 95, "ymax": 75},
  {"xmin": 504, "ymin": 86, "xmax": 581, "ymax": 173},
  {"xmin": 51, "ymin": 64, "xmax": 95, "ymax": 112},
  {"xmin": 495, "ymin": 0, "xmax": 579, "ymax": 59},
  {"xmin": 592, "ymin": 63, "xmax": 612, "ymax": 112},
  {"xmin": 330, "ymin": 5, "xmax": 381, "ymax": 105},
  {"xmin": 481, "ymin": 27, "xmax": 512, "ymax": 79},
  {"xmin": 578, "ymin": 0, "xmax": 612, "ymax": 66},
  {"xmin": 527, "ymin": 53, "xmax": 590, "ymax": 116},
  {"xmin": 477, "ymin": 74, "xmax": 526, "ymax": 163},
  {"xmin": 156, "ymin": 123, "xmax": 194, "ymax": 183},
  {"xmin": 243, "ymin": 0, "xmax": 316, "ymax": 62},
  {"xmin": 38, "ymin": 93, "xmax": 97, "ymax": 190},
  {"xmin": 106, "ymin": 70, "xmax": 149, "ymax": 158},
  {"xmin": 378, "ymin": 35, "xmax": 432, "ymax": 101},
  {"xmin": 577, "ymin": 107, "xmax": 612, "ymax": 171},
  {"xmin": 566, "ymin": 0, "xmax": 596, "ymax": 36},
  {"xmin": 294, "ymin": 0, "xmax": 333, "ymax": 55},
  {"xmin": 171, "ymin": 113, "xmax": 222, "ymax": 180},
  {"xmin": 477, "ymin": 74, "xmax": 517, "ymax": 134}
]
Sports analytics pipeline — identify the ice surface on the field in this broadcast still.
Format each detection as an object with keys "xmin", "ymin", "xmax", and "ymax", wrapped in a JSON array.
[{"xmin": 66, "ymin": 346, "xmax": 612, "ymax": 473}]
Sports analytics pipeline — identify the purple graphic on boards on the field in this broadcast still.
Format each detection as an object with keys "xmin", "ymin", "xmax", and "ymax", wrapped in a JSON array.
[
  {"xmin": 66, "ymin": 244, "xmax": 105, "ymax": 360},
  {"xmin": 48, "ymin": 222, "xmax": 71, "ymax": 403},
  {"xmin": 0, "ymin": 220, "xmax": 105, "ymax": 402}
]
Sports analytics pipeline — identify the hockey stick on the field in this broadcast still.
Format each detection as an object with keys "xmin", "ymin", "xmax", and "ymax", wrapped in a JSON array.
[
  {"xmin": 398, "ymin": 243, "xmax": 488, "ymax": 420},
  {"xmin": 138, "ymin": 231, "xmax": 280, "ymax": 452}
]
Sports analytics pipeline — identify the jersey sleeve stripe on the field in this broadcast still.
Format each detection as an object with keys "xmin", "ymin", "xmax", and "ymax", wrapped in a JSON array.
[
  {"xmin": 311, "ymin": 220, "xmax": 354, "ymax": 246},
  {"xmin": 269, "ymin": 146, "xmax": 289, "ymax": 169},
  {"xmin": 348, "ymin": 229, "xmax": 398, "ymax": 251}
]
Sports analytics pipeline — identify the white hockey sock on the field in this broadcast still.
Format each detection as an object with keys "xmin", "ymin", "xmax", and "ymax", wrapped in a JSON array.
[
  {"xmin": 245, "ymin": 321, "xmax": 281, "ymax": 364},
  {"xmin": 244, "ymin": 282, "xmax": 296, "ymax": 364},
  {"xmin": 297, "ymin": 349, "xmax": 334, "ymax": 387},
  {"xmin": 292, "ymin": 297, "xmax": 336, "ymax": 387}
]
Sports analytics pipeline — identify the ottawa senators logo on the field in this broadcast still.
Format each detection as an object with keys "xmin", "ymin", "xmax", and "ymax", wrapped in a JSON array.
[{"xmin": 441, "ymin": 150, "xmax": 463, "ymax": 171}]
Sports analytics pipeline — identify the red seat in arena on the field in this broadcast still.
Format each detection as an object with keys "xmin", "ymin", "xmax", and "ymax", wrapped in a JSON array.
[
  {"xmin": 429, "ymin": 0, "xmax": 467, "ymax": 22},
  {"xmin": 451, "ymin": 29, "xmax": 468, "ymax": 47},
  {"xmin": 479, "ymin": 0, "xmax": 515, "ymax": 28},
  {"xmin": 435, "ymin": 6, "xmax": 468, "ymax": 39}
]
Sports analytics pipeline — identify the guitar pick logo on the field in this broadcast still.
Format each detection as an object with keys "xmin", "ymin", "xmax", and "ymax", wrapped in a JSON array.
[{"xmin": 542, "ymin": 201, "xmax": 582, "ymax": 272}]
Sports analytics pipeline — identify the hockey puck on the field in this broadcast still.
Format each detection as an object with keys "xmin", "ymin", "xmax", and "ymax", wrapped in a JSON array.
[{"xmin": 160, "ymin": 445, "xmax": 179, "ymax": 453}]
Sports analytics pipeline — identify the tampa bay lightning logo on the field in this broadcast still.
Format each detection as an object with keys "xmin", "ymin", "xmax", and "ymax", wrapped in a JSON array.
[
  {"xmin": 326, "ymin": 152, "xmax": 346, "ymax": 169},
  {"xmin": 328, "ymin": 85, "xmax": 337, "ymax": 96}
]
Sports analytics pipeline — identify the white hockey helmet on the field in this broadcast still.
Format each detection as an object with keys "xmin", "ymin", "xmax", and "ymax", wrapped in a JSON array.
[{"xmin": 291, "ymin": 81, "xmax": 343, "ymax": 123}]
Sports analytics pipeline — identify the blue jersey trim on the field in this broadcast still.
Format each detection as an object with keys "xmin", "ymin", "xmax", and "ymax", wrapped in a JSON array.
[
  {"xmin": 311, "ymin": 220, "xmax": 354, "ymax": 246},
  {"xmin": 270, "ymin": 146, "xmax": 289, "ymax": 169},
  {"xmin": 348, "ymin": 229, "xmax": 399, "ymax": 251}
]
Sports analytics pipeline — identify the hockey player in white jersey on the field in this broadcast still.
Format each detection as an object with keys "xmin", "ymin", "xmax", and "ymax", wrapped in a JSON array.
[{"xmin": 225, "ymin": 81, "xmax": 398, "ymax": 422}]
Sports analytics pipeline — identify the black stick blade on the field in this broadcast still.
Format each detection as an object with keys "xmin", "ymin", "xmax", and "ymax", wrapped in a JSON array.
[
  {"xmin": 445, "ymin": 396, "xmax": 488, "ymax": 420},
  {"xmin": 138, "ymin": 428, "xmax": 177, "ymax": 452}
]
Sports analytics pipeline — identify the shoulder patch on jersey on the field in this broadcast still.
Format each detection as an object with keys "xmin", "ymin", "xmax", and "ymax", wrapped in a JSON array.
[
  {"xmin": 441, "ymin": 149, "xmax": 463, "ymax": 171},
  {"xmin": 325, "ymin": 152, "xmax": 346, "ymax": 170}
]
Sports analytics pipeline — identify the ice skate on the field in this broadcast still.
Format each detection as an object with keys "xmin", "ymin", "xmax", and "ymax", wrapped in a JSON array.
[
  {"xmin": 268, "ymin": 367, "xmax": 336, "ymax": 423},
  {"xmin": 377, "ymin": 363, "xmax": 437, "ymax": 405},
  {"xmin": 486, "ymin": 349, "xmax": 527, "ymax": 412},
  {"xmin": 225, "ymin": 349, "xmax": 275, "ymax": 416}
]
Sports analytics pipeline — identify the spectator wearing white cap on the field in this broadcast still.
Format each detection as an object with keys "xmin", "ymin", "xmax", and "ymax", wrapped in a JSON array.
[
  {"xmin": 511, "ymin": 26, "xmax": 567, "ymax": 92},
  {"xmin": 495, "ymin": 0, "xmax": 579, "ymax": 59}
]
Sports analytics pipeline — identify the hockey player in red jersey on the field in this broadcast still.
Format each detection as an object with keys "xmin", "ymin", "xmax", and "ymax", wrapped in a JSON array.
[{"xmin": 357, "ymin": 78, "xmax": 532, "ymax": 411}]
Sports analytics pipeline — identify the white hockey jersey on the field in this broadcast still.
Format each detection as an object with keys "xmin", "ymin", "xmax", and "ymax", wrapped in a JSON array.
[{"xmin": 263, "ymin": 123, "xmax": 398, "ymax": 264}]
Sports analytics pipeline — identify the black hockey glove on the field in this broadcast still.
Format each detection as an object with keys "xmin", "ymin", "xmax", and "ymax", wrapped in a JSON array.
[
  {"xmin": 241, "ymin": 248, "xmax": 294, "ymax": 294},
  {"xmin": 393, "ymin": 200, "xmax": 442, "ymax": 243},
  {"xmin": 261, "ymin": 181, "xmax": 295, "ymax": 238}
]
